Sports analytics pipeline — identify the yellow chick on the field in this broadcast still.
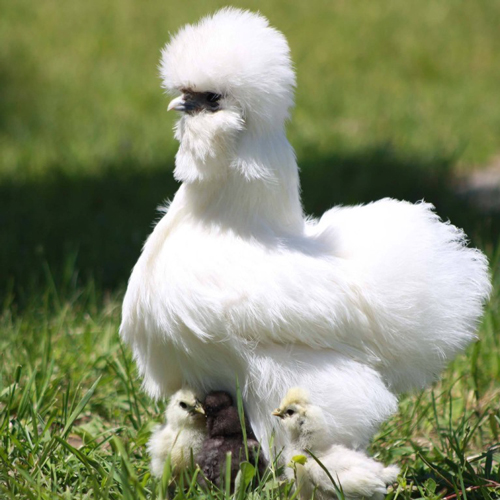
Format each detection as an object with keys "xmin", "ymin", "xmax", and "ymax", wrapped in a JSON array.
[
  {"xmin": 273, "ymin": 388, "xmax": 399, "ymax": 500},
  {"xmin": 148, "ymin": 388, "xmax": 206, "ymax": 478}
]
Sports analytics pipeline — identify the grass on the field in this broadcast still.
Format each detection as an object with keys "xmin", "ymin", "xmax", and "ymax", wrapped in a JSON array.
[
  {"xmin": 1, "ymin": 264, "xmax": 499, "ymax": 499},
  {"xmin": 1, "ymin": 0, "xmax": 500, "ymax": 498}
]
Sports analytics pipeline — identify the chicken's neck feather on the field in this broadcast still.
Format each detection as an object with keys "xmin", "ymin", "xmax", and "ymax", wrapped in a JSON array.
[{"xmin": 173, "ymin": 129, "xmax": 305, "ymax": 237}]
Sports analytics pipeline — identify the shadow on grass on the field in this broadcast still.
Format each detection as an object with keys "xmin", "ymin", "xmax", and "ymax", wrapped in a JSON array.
[{"xmin": 1, "ymin": 147, "xmax": 499, "ymax": 307}]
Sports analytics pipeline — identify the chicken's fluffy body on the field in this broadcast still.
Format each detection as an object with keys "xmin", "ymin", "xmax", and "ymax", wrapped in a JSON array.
[
  {"xmin": 274, "ymin": 388, "xmax": 399, "ymax": 500},
  {"xmin": 121, "ymin": 8, "xmax": 491, "ymax": 455},
  {"xmin": 148, "ymin": 389, "xmax": 206, "ymax": 478}
]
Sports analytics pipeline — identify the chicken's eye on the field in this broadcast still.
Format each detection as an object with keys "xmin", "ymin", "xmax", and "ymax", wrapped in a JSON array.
[
  {"xmin": 206, "ymin": 92, "xmax": 221, "ymax": 103},
  {"xmin": 179, "ymin": 402, "xmax": 188, "ymax": 409},
  {"xmin": 285, "ymin": 409, "xmax": 295, "ymax": 417}
]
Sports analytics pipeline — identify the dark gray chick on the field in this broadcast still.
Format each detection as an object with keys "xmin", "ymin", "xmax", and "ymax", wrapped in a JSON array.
[{"xmin": 196, "ymin": 391, "xmax": 267, "ymax": 490}]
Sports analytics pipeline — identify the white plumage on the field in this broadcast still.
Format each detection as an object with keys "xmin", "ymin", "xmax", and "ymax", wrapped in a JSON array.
[
  {"xmin": 273, "ymin": 388, "xmax": 399, "ymax": 500},
  {"xmin": 148, "ymin": 388, "xmax": 206, "ymax": 478},
  {"xmin": 121, "ymin": 8, "xmax": 491, "ymax": 456}
]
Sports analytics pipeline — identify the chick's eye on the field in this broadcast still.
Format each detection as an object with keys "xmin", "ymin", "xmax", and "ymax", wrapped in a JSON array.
[
  {"xmin": 179, "ymin": 402, "xmax": 188, "ymax": 409},
  {"xmin": 285, "ymin": 409, "xmax": 295, "ymax": 417},
  {"xmin": 206, "ymin": 92, "xmax": 221, "ymax": 103}
]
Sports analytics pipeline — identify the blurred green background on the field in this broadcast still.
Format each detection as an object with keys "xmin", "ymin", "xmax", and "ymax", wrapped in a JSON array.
[{"xmin": 2, "ymin": 0, "xmax": 500, "ymax": 305}]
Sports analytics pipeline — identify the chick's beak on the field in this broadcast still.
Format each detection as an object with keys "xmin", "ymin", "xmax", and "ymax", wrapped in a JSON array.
[
  {"xmin": 192, "ymin": 400, "xmax": 205, "ymax": 415},
  {"xmin": 272, "ymin": 408, "xmax": 284, "ymax": 419},
  {"xmin": 167, "ymin": 95, "xmax": 186, "ymax": 112}
]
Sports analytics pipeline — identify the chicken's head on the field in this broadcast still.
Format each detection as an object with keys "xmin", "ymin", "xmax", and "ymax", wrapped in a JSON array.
[{"xmin": 159, "ymin": 8, "xmax": 295, "ymax": 183}]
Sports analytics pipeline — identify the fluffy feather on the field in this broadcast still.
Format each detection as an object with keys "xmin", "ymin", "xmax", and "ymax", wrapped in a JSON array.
[
  {"xmin": 275, "ymin": 388, "xmax": 399, "ymax": 500},
  {"xmin": 280, "ymin": 387, "xmax": 310, "ymax": 408},
  {"xmin": 121, "ymin": 8, "xmax": 491, "ymax": 456},
  {"xmin": 294, "ymin": 447, "xmax": 399, "ymax": 500}
]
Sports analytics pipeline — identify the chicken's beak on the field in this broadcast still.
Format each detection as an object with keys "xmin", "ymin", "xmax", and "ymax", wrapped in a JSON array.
[
  {"xmin": 272, "ymin": 408, "xmax": 284, "ymax": 419},
  {"xmin": 192, "ymin": 400, "xmax": 206, "ymax": 416},
  {"xmin": 167, "ymin": 95, "xmax": 186, "ymax": 112}
]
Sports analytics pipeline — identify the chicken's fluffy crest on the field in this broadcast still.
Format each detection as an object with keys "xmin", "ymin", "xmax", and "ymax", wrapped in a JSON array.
[{"xmin": 160, "ymin": 7, "xmax": 295, "ymax": 132}]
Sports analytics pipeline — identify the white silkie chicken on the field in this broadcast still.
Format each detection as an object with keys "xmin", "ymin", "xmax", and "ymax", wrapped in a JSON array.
[
  {"xmin": 273, "ymin": 388, "xmax": 399, "ymax": 500},
  {"xmin": 148, "ymin": 388, "xmax": 206, "ymax": 478},
  {"xmin": 121, "ymin": 8, "xmax": 491, "ymax": 456}
]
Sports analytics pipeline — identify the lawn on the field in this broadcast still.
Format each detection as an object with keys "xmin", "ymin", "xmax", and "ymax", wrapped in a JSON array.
[{"xmin": 1, "ymin": 0, "xmax": 499, "ymax": 498}]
